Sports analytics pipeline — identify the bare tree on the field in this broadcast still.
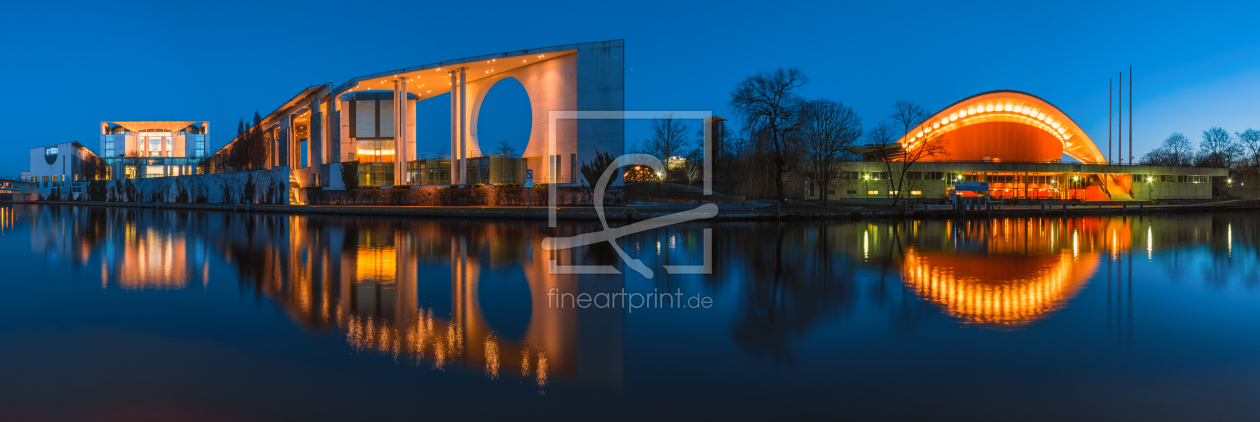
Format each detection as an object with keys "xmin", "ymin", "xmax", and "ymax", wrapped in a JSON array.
[
  {"xmin": 797, "ymin": 98, "xmax": 862, "ymax": 206},
  {"xmin": 729, "ymin": 67, "xmax": 809, "ymax": 202},
  {"xmin": 888, "ymin": 100, "xmax": 930, "ymax": 136},
  {"xmin": 682, "ymin": 148, "xmax": 704, "ymax": 186},
  {"xmin": 867, "ymin": 115, "xmax": 949, "ymax": 205},
  {"xmin": 644, "ymin": 114, "xmax": 690, "ymax": 178},
  {"xmin": 1236, "ymin": 129, "xmax": 1260, "ymax": 170},
  {"xmin": 1196, "ymin": 127, "xmax": 1241, "ymax": 169},
  {"xmin": 494, "ymin": 139, "xmax": 516, "ymax": 158},
  {"xmin": 1140, "ymin": 133, "xmax": 1195, "ymax": 167}
]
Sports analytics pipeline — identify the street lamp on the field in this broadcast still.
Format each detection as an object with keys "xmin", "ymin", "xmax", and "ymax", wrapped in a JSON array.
[{"xmin": 864, "ymin": 174, "xmax": 870, "ymax": 201}]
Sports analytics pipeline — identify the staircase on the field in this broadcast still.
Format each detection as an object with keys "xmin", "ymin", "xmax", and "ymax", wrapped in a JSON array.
[
  {"xmin": 288, "ymin": 171, "xmax": 303, "ymax": 205},
  {"xmin": 1105, "ymin": 174, "xmax": 1133, "ymax": 201}
]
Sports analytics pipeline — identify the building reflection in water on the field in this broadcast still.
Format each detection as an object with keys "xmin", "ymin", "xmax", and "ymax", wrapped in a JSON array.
[
  {"xmin": 0, "ymin": 206, "xmax": 13, "ymax": 232},
  {"xmin": 899, "ymin": 218, "xmax": 1140, "ymax": 327},
  {"xmin": 209, "ymin": 214, "xmax": 623, "ymax": 389},
  {"xmin": 26, "ymin": 206, "xmax": 209, "ymax": 289},
  {"xmin": 901, "ymin": 220, "xmax": 1101, "ymax": 327},
  {"xmin": 19, "ymin": 204, "xmax": 1258, "ymax": 373}
]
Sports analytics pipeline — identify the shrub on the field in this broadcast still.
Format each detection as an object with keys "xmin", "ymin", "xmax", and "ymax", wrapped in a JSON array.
[
  {"xmin": 243, "ymin": 173, "xmax": 256, "ymax": 204},
  {"xmin": 175, "ymin": 180, "xmax": 190, "ymax": 203},
  {"xmin": 124, "ymin": 179, "xmax": 137, "ymax": 202},
  {"xmin": 340, "ymin": 161, "xmax": 360, "ymax": 190}
]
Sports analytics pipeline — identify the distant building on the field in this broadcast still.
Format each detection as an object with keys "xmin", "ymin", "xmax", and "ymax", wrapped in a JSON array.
[
  {"xmin": 25, "ymin": 141, "xmax": 102, "ymax": 197},
  {"xmin": 100, "ymin": 121, "xmax": 208, "ymax": 179}
]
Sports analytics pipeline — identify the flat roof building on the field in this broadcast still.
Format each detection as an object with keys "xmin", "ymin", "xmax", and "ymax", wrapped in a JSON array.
[
  {"xmin": 100, "ymin": 121, "xmax": 208, "ymax": 159},
  {"xmin": 98, "ymin": 121, "xmax": 207, "ymax": 180}
]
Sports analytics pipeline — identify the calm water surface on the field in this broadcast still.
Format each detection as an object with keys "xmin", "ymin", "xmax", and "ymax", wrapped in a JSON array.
[{"xmin": 1, "ymin": 204, "xmax": 1259, "ymax": 421}]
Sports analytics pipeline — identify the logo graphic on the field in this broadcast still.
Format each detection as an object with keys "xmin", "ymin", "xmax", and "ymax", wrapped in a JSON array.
[{"xmin": 540, "ymin": 111, "xmax": 717, "ymax": 278}]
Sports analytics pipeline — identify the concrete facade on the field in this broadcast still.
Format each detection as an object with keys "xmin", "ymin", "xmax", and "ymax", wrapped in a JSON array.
[{"xmin": 209, "ymin": 40, "xmax": 625, "ymax": 191}]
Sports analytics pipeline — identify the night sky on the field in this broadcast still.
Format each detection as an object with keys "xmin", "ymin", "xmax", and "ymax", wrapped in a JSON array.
[{"xmin": 3, "ymin": 0, "xmax": 1259, "ymax": 175}]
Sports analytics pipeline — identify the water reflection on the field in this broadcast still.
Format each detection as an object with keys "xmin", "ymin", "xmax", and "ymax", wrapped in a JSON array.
[
  {"xmin": 900, "ymin": 219, "xmax": 1114, "ymax": 327},
  {"xmin": 207, "ymin": 214, "xmax": 612, "ymax": 388},
  {"xmin": 13, "ymin": 204, "xmax": 1260, "ymax": 373}
]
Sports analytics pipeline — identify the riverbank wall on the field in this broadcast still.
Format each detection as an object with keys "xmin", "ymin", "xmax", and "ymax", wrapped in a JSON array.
[{"xmin": 16, "ymin": 199, "xmax": 1260, "ymax": 222}]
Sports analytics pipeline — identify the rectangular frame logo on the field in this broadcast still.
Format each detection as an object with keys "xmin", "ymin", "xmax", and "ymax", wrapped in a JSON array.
[{"xmin": 540, "ymin": 111, "xmax": 717, "ymax": 279}]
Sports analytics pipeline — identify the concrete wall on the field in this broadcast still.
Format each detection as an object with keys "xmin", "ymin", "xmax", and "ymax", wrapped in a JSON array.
[
  {"xmin": 574, "ymin": 41, "xmax": 625, "ymax": 183},
  {"xmin": 461, "ymin": 41, "xmax": 624, "ymax": 184},
  {"xmin": 112, "ymin": 167, "xmax": 290, "ymax": 204},
  {"xmin": 1130, "ymin": 181, "xmax": 1214, "ymax": 200}
]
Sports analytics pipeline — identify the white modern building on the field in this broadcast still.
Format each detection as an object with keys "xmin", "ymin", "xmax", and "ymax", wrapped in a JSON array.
[
  {"xmin": 100, "ymin": 121, "xmax": 208, "ymax": 179},
  {"xmin": 25, "ymin": 141, "xmax": 103, "ymax": 198}
]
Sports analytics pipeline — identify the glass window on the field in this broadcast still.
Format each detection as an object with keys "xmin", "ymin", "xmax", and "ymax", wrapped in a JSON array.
[
  {"xmin": 299, "ymin": 140, "xmax": 308, "ymax": 168},
  {"xmin": 44, "ymin": 146, "xmax": 58, "ymax": 164}
]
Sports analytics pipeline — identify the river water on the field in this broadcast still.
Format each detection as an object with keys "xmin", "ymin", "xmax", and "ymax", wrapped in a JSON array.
[{"xmin": 1, "ymin": 204, "xmax": 1258, "ymax": 421}]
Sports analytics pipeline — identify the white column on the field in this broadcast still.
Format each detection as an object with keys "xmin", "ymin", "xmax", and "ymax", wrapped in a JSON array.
[
  {"xmin": 450, "ymin": 70, "xmax": 459, "ymax": 185},
  {"xmin": 458, "ymin": 67, "xmax": 468, "ymax": 186},
  {"xmin": 394, "ymin": 79, "xmax": 407, "ymax": 186}
]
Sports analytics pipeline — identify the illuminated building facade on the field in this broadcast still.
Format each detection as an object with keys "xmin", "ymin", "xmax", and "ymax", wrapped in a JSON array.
[
  {"xmin": 98, "ymin": 121, "xmax": 208, "ymax": 180},
  {"xmin": 206, "ymin": 40, "xmax": 624, "ymax": 196},
  {"xmin": 100, "ymin": 121, "xmax": 208, "ymax": 159},
  {"xmin": 814, "ymin": 91, "xmax": 1227, "ymax": 201}
]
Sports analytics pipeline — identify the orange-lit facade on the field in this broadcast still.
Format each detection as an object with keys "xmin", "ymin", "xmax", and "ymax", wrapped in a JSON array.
[
  {"xmin": 816, "ymin": 90, "xmax": 1226, "ymax": 202},
  {"xmin": 894, "ymin": 91, "xmax": 1106, "ymax": 165}
]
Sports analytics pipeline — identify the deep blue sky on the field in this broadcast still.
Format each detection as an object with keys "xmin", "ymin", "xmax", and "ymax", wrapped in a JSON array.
[{"xmin": 4, "ymin": 0, "xmax": 1260, "ymax": 175}]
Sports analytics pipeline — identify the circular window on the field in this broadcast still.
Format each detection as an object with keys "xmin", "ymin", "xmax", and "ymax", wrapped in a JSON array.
[{"xmin": 44, "ymin": 146, "xmax": 59, "ymax": 165}]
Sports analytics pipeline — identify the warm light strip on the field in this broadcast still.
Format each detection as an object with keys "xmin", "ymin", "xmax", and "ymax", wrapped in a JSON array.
[{"xmin": 903, "ymin": 98, "xmax": 1079, "ymax": 151}]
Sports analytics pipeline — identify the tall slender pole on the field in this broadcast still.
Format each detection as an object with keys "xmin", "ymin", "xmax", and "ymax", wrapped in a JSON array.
[
  {"xmin": 1109, "ymin": 78, "xmax": 1113, "ymax": 165},
  {"xmin": 1129, "ymin": 65, "xmax": 1133, "ymax": 166},
  {"xmin": 1118, "ymin": 72, "xmax": 1123, "ymax": 165}
]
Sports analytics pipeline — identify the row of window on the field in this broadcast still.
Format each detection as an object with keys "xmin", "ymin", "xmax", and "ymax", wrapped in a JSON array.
[
  {"xmin": 837, "ymin": 171, "xmax": 1212, "ymax": 184},
  {"xmin": 848, "ymin": 190, "xmax": 923, "ymax": 196},
  {"xmin": 105, "ymin": 134, "xmax": 204, "ymax": 158},
  {"xmin": 1136, "ymin": 174, "xmax": 1210, "ymax": 183}
]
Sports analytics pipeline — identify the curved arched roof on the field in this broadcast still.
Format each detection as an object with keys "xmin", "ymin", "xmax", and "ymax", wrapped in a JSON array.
[{"xmin": 900, "ymin": 90, "xmax": 1106, "ymax": 164}]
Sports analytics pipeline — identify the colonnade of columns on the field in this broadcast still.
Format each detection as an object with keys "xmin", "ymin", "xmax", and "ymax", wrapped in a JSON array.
[{"xmin": 393, "ymin": 79, "xmax": 410, "ymax": 186}]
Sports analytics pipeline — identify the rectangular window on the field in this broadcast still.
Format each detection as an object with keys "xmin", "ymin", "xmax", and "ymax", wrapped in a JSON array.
[
  {"xmin": 355, "ymin": 100, "xmax": 376, "ymax": 138},
  {"xmin": 911, "ymin": 190, "xmax": 922, "ymax": 195},
  {"xmin": 868, "ymin": 190, "xmax": 879, "ymax": 195},
  {"xmin": 299, "ymin": 140, "xmax": 309, "ymax": 168}
]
